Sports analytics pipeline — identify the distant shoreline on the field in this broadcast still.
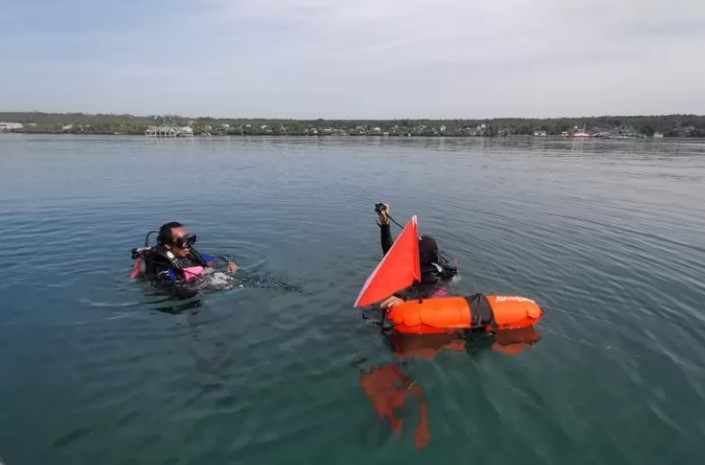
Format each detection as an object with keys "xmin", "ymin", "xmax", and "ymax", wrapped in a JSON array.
[
  {"xmin": 2, "ymin": 112, "xmax": 704, "ymax": 138},
  {"xmin": 4, "ymin": 133, "xmax": 700, "ymax": 141}
]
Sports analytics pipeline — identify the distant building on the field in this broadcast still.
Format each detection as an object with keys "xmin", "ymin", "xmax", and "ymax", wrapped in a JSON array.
[
  {"xmin": 145, "ymin": 126, "xmax": 193, "ymax": 137},
  {"xmin": 653, "ymin": 132, "xmax": 664, "ymax": 138},
  {"xmin": 0, "ymin": 122, "xmax": 23, "ymax": 131}
]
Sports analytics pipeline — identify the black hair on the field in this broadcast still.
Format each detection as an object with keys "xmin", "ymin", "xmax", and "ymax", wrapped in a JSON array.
[
  {"xmin": 418, "ymin": 235, "xmax": 439, "ymax": 267},
  {"xmin": 418, "ymin": 235, "xmax": 458, "ymax": 283},
  {"xmin": 157, "ymin": 221, "xmax": 184, "ymax": 245}
]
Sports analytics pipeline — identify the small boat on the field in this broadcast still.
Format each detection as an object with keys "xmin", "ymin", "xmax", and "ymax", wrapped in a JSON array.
[{"xmin": 569, "ymin": 125, "xmax": 594, "ymax": 138}]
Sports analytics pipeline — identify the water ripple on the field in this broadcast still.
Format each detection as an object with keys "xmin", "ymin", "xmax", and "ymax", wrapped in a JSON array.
[{"xmin": 1, "ymin": 136, "xmax": 704, "ymax": 465}]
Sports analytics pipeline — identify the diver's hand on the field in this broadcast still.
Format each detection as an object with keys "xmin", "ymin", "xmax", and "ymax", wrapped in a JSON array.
[
  {"xmin": 380, "ymin": 295, "xmax": 404, "ymax": 309},
  {"xmin": 227, "ymin": 261, "xmax": 238, "ymax": 273},
  {"xmin": 377, "ymin": 203, "xmax": 390, "ymax": 225}
]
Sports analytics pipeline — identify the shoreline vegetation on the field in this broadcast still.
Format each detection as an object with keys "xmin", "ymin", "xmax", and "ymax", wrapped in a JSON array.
[{"xmin": 1, "ymin": 112, "xmax": 704, "ymax": 138}]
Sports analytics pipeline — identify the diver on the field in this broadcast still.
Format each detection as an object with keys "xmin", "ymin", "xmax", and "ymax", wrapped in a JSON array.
[
  {"xmin": 374, "ymin": 203, "xmax": 457, "ymax": 308},
  {"xmin": 131, "ymin": 221, "xmax": 238, "ymax": 284}
]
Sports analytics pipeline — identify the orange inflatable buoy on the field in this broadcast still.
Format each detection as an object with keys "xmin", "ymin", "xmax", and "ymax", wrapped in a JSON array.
[{"xmin": 386, "ymin": 294, "xmax": 544, "ymax": 334}]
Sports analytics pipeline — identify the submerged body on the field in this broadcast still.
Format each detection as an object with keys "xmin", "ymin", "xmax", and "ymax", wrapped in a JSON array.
[{"xmin": 131, "ymin": 245, "xmax": 222, "ymax": 284}]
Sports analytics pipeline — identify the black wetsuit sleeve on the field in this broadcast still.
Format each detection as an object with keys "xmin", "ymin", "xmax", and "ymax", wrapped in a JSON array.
[{"xmin": 380, "ymin": 223, "xmax": 393, "ymax": 255}]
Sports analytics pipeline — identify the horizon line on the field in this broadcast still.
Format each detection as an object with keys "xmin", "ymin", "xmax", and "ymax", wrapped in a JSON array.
[{"xmin": 1, "ymin": 110, "xmax": 704, "ymax": 121}]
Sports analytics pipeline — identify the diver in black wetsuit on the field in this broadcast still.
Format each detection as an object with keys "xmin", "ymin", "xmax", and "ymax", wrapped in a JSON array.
[
  {"xmin": 375, "ymin": 203, "xmax": 457, "ymax": 307},
  {"xmin": 131, "ymin": 221, "xmax": 238, "ymax": 284}
]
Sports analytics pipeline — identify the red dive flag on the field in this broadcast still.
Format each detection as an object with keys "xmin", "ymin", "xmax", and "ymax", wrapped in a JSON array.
[{"xmin": 354, "ymin": 216, "xmax": 421, "ymax": 307}]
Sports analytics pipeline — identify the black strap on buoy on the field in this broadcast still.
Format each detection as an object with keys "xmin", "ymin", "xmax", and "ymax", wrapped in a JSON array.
[{"xmin": 465, "ymin": 293, "xmax": 495, "ymax": 329}]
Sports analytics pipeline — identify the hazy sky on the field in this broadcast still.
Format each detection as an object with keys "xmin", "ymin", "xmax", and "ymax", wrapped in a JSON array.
[{"xmin": 2, "ymin": 0, "xmax": 704, "ymax": 118}]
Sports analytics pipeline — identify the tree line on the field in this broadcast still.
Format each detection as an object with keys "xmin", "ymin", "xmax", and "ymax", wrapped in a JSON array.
[{"xmin": 2, "ymin": 112, "xmax": 704, "ymax": 137}]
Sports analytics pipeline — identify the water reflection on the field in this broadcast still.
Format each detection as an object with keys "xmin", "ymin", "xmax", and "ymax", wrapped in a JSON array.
[{"xmin": 356, "ymin": 327, "xmax": 541, "ymax": 449}]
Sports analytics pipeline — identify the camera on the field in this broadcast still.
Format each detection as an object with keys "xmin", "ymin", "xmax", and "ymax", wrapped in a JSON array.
[{"xmin": 374, "ymin": 202, "xmax": 385, "ymax": 214}]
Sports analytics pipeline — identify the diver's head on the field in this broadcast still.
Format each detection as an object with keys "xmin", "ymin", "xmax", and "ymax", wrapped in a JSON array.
[
  {"xmin": 158, "ymin": 221, "xmax": 197, "ymax": 258},
  {"xmin": 418, "ymin": 235, "xmax": 439, "ymax": 267}
]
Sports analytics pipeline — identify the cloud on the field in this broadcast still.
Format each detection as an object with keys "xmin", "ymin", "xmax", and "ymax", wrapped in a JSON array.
[{"xmin": 1, "ymin": 0, "xmax": 704, "ymax": 117}]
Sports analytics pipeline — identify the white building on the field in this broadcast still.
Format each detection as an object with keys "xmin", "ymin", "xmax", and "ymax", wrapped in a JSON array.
[
  {"xmin": 145, "ymin": 126, "xmax": 193, "ymax": 137},
  {"xmin": 0, "ymin": 122, "xmax": 23, "ymax": 131}
]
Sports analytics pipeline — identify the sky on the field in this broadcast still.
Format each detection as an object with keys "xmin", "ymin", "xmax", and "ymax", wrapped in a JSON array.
[{"xmin": 1, "ymin": 0, "xmax": 704, "ymax": 119}]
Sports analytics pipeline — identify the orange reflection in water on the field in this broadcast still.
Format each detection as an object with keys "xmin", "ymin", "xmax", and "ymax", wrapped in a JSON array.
[{"xmin": 358, "ymin": 327, "xmax": 541, "ymax": 449}]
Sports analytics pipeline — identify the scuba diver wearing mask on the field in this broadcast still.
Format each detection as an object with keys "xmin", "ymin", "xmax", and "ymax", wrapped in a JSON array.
[{"xmin": 130, "ymin": 222, "xmax": 237, "ymax": 284}]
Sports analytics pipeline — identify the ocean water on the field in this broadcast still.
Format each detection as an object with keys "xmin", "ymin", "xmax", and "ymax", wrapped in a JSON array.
[{"xmin": 0, "ymin": 134, "xmax": 704, "ymax": 464}]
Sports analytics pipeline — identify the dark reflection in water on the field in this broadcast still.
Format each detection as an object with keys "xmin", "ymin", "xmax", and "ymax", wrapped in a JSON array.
[{"xmin": 355, "ymin": 327, "xmax": 542, "ymax": 449}]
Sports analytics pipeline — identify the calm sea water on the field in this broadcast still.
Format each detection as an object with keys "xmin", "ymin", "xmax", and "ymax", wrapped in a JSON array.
[{"xmin": 1, "ymin": 135, "xmax": 704, "ymax": 465}]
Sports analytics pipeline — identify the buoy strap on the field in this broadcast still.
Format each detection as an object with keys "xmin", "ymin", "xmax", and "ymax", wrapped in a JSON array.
[{"xmin": 465, "ymin": 293, "xmax": 495, "ymax": 328}]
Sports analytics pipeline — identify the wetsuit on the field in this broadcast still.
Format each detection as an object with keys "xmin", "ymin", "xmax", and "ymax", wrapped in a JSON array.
[
  {"xmin": 137, "ymin": 246, "xmax": 220, "ymax": 284},
  {"xmin": 378, "ymin": 223, "xmax": 457, "ymax": 298}
]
